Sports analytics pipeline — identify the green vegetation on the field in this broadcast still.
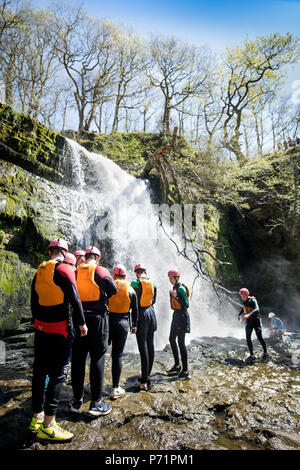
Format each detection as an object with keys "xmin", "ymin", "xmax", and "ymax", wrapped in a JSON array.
[
  {"xmin": 0, "ymin": 250, "xmax": 35, "ymax": 332},
  {"xmin": 0, "ymin": 103, "xmax": 64, "ymax": 182}
]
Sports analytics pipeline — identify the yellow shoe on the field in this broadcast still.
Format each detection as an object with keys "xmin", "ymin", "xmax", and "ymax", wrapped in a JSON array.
[
  {"xmin": 36, "ymin": 423, "xmax": 73, "ymax": 442},
  {"xmin": 29, "ymin": 416, "xmax": 43, "ymax": 432}
]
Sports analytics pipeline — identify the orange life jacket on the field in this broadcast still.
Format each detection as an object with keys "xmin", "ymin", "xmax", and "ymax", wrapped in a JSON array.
[
  {"xmin": 243, "ymin": 296, "xmax": 257, "ymax": 315},
  {"xmin": 140, "ymin": 278, "xmax": 154, "ymax": 308},
  {"xmin": 170, "ymin": 283, "xmax": 190, "ymax": 310},
  {"xmin": 35, "ymin": 260, "xmax": 64, "ymax": 306},
  {"xmin": 34, "ymin": 260, "xmax": 68, "ymax": 337},
  {"xmin": 76, "ymin": 263, "xmax": 100, "ymax": 302},
  {"xmin": 108, "ymin": 279, "xmax": 131, "ymax": 314}
]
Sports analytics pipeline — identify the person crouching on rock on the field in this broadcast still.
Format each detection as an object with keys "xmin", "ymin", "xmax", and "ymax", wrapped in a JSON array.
[
  {"xmin": 167, "ymin": 270, "xmax": 191, "ymax": 380},
  {"xmin": 131, "ymin": 264, "xmax": 157, "ymax": 391},
  {"xmin": 268, "ymin": 312, "xmax": 285, "ymax": 342},
  {"xmin": 29, "ymin": 238, "xmax": 88, "ymax": 443},
  {"xmin": 108, "ymin": 264, "xmax": 138, "ymax": 399},
  {"xmin": 238, "ymin": 288, "xmax": 268, "ymax": 362},
  {"xmin": 69, "ymin": 246, "xmax": 117, "ymax": 416}
]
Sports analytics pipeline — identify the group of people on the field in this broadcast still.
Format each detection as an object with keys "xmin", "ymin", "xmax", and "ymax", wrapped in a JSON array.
[
  {"xmin": 28, "ymin": 237, "xmax": 286, "ymax": 444},
  {"xmin": 28, "ymin": 238, "xmax": 191, "ymax": 443}
]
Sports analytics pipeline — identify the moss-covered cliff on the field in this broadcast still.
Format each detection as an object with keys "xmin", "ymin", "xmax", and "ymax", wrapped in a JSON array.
[
  {"xmin": 0, "ymin": 105, "xmax": 69, "ymax": 335},
  {"xmin": 0, "ymin": 104, "xmax": 65, "ymax": 182}
]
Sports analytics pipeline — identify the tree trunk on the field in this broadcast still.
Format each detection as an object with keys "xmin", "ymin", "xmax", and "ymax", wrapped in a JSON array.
[{"xmin": 162, "ymin": 96, "xmax": 171, "ymax": 133}]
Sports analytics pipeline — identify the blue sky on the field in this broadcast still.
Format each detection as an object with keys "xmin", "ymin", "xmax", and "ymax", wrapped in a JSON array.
[
  {"xmin": 84, "ymin": 0, "xmax": 300, "ymax": 52},
  {"xmin": 33, "ymin": 0, "xmax": 300, "ymax": 52},
  {"xmin": 34, "ymin": 0, "xmax": 300, "ymax": 88}
]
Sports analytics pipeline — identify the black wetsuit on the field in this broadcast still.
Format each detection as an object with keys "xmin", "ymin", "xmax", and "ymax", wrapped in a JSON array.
[
  {"xmin": 109, "ymin": 286, "xmax": 138, "ymax": 388},
  {"xmin": 169, "ymin": 282, "xmax": 190, "ymax": 371},
  {"xmin": 71, "ymin": 265, "xmax": 117, "ymax": 402},
  {"xmin": 31, "ymin": 259, "xmax": 85, "ymax": 416},
  {"xmin": 131, "ymin": 278, "xmax": 157, "ymax": 384}
]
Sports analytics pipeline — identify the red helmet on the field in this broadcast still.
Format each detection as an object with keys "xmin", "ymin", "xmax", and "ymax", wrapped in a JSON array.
[
  {"xmin": 168, "ymin": 270, "xmax": 180, "ymax": 277},
  {"xmin": 134, "ymin": 264, "xmax": 146, "ymax": 272},
  {"xmin": 48, "ymin": 238, "xmax": 68, "ymax": 252},
  {"xmin": 74, "ymin": 250, "xmax": 85, "ymax": 257},
  {"xmin": 85, "ymin": 246, "xmax": 101, "ymax": 257},
  {"xmin": 239, "ymin": 288, "xmax": 250, "ymax": 296},
  {"xmin": 113, "ymin": 264, "xmax": 127, "ymax": 276},
  {"xmin": 63, "ymin": 253, "xmax": 76, "ymax": 267}
]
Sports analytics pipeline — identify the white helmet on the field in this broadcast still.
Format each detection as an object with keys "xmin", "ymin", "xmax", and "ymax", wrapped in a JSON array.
[{"xmin": 268, "ymin": 312, "xmax": 276, "ymax": 318}]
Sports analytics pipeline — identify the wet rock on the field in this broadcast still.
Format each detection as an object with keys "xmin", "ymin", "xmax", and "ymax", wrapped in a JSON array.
[{"xmin": 0, "ymin": 335, "xmax": 299, "ymax": 450}]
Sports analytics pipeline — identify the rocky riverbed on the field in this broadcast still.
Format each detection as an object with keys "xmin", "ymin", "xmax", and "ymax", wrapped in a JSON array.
[{"xmin": 0, "ymin": 329, "xmax": 300, "ymax": 452}]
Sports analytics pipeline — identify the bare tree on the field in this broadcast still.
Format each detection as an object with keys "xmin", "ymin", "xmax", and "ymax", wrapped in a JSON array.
[
  {"xmin": 147, "ymin": 35, "xmax": 211, "ymax": 134},
  {"xmin": 111, "ymin": 29, "xmax": 147, "ymax": 131},
  {"xmin": 52, "ymin": 6, "xmax": 118, "ymax": 132},
  {"xmin": 14, "ymin": 9, "xmax": 61, "ymax": 119},
  {"xmin": 0, "ymin": 0, "xmax": 30, "ymax": 105}
]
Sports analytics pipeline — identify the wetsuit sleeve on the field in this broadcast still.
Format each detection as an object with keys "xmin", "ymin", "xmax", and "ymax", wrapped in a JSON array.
[
  {"xmin": 131, "ymin": 279, "xmax": 142, "ymax": 304},
  {"xmin": 129, "ymin": 288, "xmax": 138, "ymax": 327},
  {"xmin": 55, "ymin": 264, "xmax": 85, "ymax": 326},
  {"xmin": 177, "ymin": 285, "xmax": 189, "ymax": 309},
  {"xmin": 30, "ymin": 274, "xmax": 38, "ymax": 322},
  {"xmin": 94, "ymin": 266, "xmax": 118, "ymax": 299},
  {"xmin": 152, "ymin": 284, "xmax": 157, "ymax": 306},
  {"xmin": 176, "ymin": 285, "xmax": 190, "ymax": 332}
]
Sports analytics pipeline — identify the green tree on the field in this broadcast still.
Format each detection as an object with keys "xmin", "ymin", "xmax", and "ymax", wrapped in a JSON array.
[{"xmin": 220, "ymin": 33, "xmax": 300, "ymax": 163}]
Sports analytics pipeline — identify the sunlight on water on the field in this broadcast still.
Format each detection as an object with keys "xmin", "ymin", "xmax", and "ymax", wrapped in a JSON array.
[{"xmin": 60, "ymin": 138, "xmax": 243, "ymax": 350}]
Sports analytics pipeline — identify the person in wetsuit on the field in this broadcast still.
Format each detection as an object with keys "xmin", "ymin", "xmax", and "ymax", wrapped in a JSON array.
[
  {"xmin": 30, "ymin": 238, "xmax": 87, "ymax": 442},
  {"xmin": 167, "ymin": 270, "xmax": 191, "ymax": 379},
  {"xmin": 108, "ymin": 264, "xmax": 138, "ymax": 399},
  {"xmin": 238, "ymin": 288, "xmax": 268, "ymax": 361},
  {"xmin": 131, "ymin": 264, "xmax": 157, "ymax": 391},
  {"xmin": 268, "ymin": 312, "xmax": 285, "ymax": 341},
  {"xmin": 69, "ymin": 246, "xmax": 117, "ymax": 416}
]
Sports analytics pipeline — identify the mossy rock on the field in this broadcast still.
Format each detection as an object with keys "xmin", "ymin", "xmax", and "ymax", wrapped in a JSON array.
[
  {"xmin": 0, "ymin": 250, "xmax": 35, "ymax": 335},
  {"xmin": 203, "ymin": 204, "xmax": 239, "ymax": 285},
  {"xmin": 0, "ymin": 103, "xmax": 65, "ymax": 182}
]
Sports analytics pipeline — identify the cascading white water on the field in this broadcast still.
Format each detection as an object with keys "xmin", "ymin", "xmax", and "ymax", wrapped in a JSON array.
[{"xmin": 59, "ymin": 138, "xmax": 243, "ymax": 351}]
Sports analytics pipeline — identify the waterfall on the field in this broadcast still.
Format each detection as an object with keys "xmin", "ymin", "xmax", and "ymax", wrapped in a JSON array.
[{"xmin": 59, "ymin": 138, "xmax": 243, "ymax": 351}]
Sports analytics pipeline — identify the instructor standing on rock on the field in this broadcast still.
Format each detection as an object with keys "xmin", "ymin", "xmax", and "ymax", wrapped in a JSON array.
[
  {"xmin": 238, "ymin": 288, "xmax": 268, "ymax": 362},
  {"xmin": 29, "ymin": 238, "xmax": 87, "ymax": 442},
  {"xmin": 167, "ymin": 269, "xmax": 191, "ymax": 379}
]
